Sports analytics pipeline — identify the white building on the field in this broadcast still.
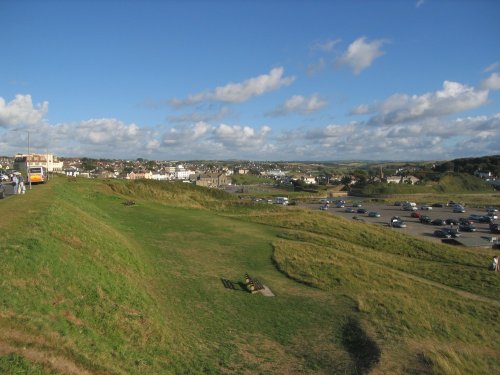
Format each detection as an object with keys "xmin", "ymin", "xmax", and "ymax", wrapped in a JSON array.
[
  {"xmin": 174, "ymin": 165, "xmax": 194, "ymax": 180},
  {"xmin": 15, "ymin": 153, "xmax": 64, "ymax": 172}
]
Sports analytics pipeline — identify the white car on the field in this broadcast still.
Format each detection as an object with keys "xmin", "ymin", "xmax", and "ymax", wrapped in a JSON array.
[{"xmin": 420, "ymin": 205, "xmax": 432, "ymax": 210}]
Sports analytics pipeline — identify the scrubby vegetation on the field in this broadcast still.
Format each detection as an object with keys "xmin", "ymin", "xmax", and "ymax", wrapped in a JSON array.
[{"xmin": 0, "ymin": 176, "xmax": 498, "ymax": 374}]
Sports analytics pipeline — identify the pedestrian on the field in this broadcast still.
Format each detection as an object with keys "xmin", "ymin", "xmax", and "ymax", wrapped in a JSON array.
[
  {"xmin": 492, "ymin": 256, "xmax": 499, "ymax": 271},
  {"xmin": 19, "ymin": 180, "xmax": 25, "ymax": 194},
  {"xmin": 12, "ymin": 174, "xmax": 19, "ymax": 195}
]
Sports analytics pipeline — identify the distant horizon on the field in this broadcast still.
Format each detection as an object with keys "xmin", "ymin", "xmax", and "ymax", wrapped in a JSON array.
[{"xmin": 1, "ymin": 1, "xmax": 499, "ymax": 160}]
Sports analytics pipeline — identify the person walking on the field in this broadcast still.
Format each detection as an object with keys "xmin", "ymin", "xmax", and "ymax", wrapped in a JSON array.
[
  {"xmin": 492, "ymin": 256, "xmax": 499, "ymax": 271},
  {"xmin": 12, "ymin": 174, "xmax": 19, "ymax": 195}
]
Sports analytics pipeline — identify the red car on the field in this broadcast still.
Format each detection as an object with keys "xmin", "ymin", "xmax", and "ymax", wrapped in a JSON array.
[{"xmin": 411, "ymin": 211, "xmax": 421, "ymax": 218}]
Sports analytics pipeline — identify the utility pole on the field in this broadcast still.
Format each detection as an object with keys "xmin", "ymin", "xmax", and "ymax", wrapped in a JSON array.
[{"xmin": 27, "ymin": 131, "xmax": 32, "ymax": 190}]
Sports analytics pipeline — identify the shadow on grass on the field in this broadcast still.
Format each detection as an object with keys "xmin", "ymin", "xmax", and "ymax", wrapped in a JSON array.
[
  {"xmin": 342, "ymin": 317, "xmax": 381, "ymax": 374},
  {"xmin": 220, "ymin": 278, "xmax": 248, "ymax": 292}
]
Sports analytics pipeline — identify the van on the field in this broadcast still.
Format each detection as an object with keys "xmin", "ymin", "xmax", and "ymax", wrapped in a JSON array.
[{"xmin": 28, "ymin": 166, "xmax": 47, "ymax": 184}]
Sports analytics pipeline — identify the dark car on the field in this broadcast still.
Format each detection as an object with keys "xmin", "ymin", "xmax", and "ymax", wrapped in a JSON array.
[
  {"xmin": 478, "ymin": 216, "xmax": 493, "ymax": 224},
  {"xmin": 490, "ymin": 223, "xmax": 500, "ymax": 234},
  {"xmin": 432, "ymin": 203, "xmax": 444, "ymax": 208},
  {"xmin": 357, "ymin": 208, "xmax": 367, "ymax": 214},
  {"xmin": 459, "ymin": 218, "xmax": 474, "ymax": 225},
  {"xmin": 434, "ymin": 229, "xmax": 452, "ymax": 238},
  {"xmin": 459, "ymin": 223, "xmax": 477, "ymax": 232},
  {"xmin": 443, "ymin": 228, "xmax": 461, "ymax": 237},
  {"xmin": 411, "ymin": 212, "xmax": 421, "ymax": 218},
  {"xmin": 431, "ymin": 219, "xmax": 446, "ymax": 226},
  {"xmin": 345, "ymin": 207, "xmax": 356, "ymax": 213},
  {"xmin": 419, "ymin": 215, "xmax": 432, "ymax": 224},
  {"xmin": 445, "ymin": 218, "xmax": 459, "ymax": 225}
]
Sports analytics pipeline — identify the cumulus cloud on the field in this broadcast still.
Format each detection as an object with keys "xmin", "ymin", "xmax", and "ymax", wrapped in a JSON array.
[
  {"xmin": 268, "ymin": 94, "xmax": 327, "ymax": 116},
  {"xmin": 213, "ymin": 124, "xmax": 271, "ymax": 149},
  {"xmin": 481, "ymin": 72, "xmax": 500, "ymax": 90},
  {"xmin": 0, "ymin": 94, "xmax": 48, "ymax": 127},
  {"xmin": 163, "ymin": 121, "xmax": 213, "ymax": 145},
  {"xmin": 170, "ymin": 67, "xmax": 295, "ymax": 107},
  {"xmin": 336, "ymin": 37, "xmax": 387, "ymax": 75},
  {"xmin": 351, "ymin": 81, "xmax": 489, "ymax": 126}
]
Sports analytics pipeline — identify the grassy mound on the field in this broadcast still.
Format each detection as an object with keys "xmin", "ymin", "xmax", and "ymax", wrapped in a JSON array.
[{"xmin": 0, "ymin": 176, "xmax": 498, "ymax": 374}]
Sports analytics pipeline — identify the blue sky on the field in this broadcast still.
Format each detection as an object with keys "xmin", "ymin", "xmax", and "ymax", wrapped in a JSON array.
[{"xmin": 1, "ymin": 0, "xmax": 499, "ymax": 161}]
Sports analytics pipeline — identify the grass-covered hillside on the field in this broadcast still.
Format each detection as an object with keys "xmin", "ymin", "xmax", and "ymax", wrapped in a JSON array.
[
  {"xmin": 0, "ymin": 177, "xmax": 499, "ymax": 374},
  {"xmin": 358, "ymin": 173, "xmax": 493, "ymax": 196}
]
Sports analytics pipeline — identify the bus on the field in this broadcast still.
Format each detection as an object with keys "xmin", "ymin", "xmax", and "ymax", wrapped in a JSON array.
[{"xmin": 28, "ymin": 166, "xmax": 47, "ymax": 184}]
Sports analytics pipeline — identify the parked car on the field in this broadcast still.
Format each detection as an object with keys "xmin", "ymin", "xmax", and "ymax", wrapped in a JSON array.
[
  {"xmin": 390, "ymin": 216, "xmax": 407, "ymax": 228},
  {"xmin": 335, "ymin": 203, "xmax": 345, "ymax": 208},
  {"xmin": 420, "ymin": 205, "xmax": 433, "ymax": 210},
  {"xmin": 459, "ymin": 223, "xmax": 477, "ymax": 232},
  {"xmin": 431, "ymin": 219, "xmax": 446, "ymax": 226},
  {"xmin": 419, "ymin": 215, "xmax": 432, "ymax": 224},
  {"xmin": 345, "ymin": 207, "xmax": 356, "ymax": 213},
  {"xmin": 453, "ymin": 205, "xmax": 466, "ymax": 213},
  {"xmin": 411, "ymin": 212, "xmax": 421, "ymax": 218},
  {"xmin": 445, "ymin": 218, "xmax": 459, "ymax": 225},
  {"xmin": 368, "ymin": 211, "xmax": 381, "ymax": 218},
  {"xmin": 394, "ymin": 201, "xmax": 402, "ymax": 206},
  {"xmin": 487, "ymin": 212, "xmax": 498, "ymax": 220},
  {"xmin": 459, "ymin": 218, "xmax": 474, "ymax": 225},
  {"xmin": 486, "ymin": 207, "xmax": 498, "ymax": 213},
  {"xmin": 357, "ymin": 208, "xmax": 367, "ymax": 214},
  {"xmin": 320, "ymin": 205, "xmax": 328, "ymax": 210},
  {"xmin": 490, "ymin": 223, "xmax": 500, "ymax": 234},
  {"xmin": 468, "ymin": 214, "xmax": 483, "ymax": 222},
  {"xmin": 434, "ymin": 229, "xmax": 452, "ymax": 238},
  {"xmin": 478, "ymin": 216, "xmax": 494, "ymax": 224},
  {"xmin": 432, "ymin": 203, "xmax": 444, "ymax": 208}
]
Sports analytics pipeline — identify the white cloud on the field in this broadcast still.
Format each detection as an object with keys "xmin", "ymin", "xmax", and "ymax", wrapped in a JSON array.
[
  {"xmin": 311, "ymin": 38, "xmax": 341, "ymax": 52},
  {"xmin": 483, "ymin": 61, "xmax": 499, "ymax": 73},
  {"xmin": 307, "ymin": 58, "xmax": 326, "ymax": 75},
  {"xmin": 357, "ymin": 81, "xmax": 489, "ymax": 125},
  {"xmin": 213, "ymin": 124, "xmax": 271, "ymax": 149},
  {"xmin": 481, "ymin": 72, "xmax": 500, "ymax": 90},
  {"xmin": 336, "ymin": 37, "xmax": 387, "ymax": 75},
  {"xmin": 349, "ymin": 104, "xmax": 371, "ymax": 115},
  {"xmin": 415, "ymin": 0, "xmax": 425, "ymax": 8},
  {"xmin": 167, "ymin": 107, "xmax": 230, "ymax": 124},
  {"xmin": 170, "ymin": 67, "xmax": 295, "ymax": 107},
  {"xmin": 163, "ymin": 121, "xmax": 213, "ymax": 145},
  {"xmin": 0, "ymin": 94, "xmax": 48, "ymax": 127},
  {"xmin": 269, "ymin": 94, "xmax": 327, "ymax": 116}
]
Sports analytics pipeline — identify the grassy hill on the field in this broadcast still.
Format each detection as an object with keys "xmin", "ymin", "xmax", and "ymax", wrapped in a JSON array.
[{"xmin": 0, "ymin": 177, "xmax": 499, "ymax": 374}]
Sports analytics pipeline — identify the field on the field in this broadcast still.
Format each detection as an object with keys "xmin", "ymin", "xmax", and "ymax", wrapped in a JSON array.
[{"xmin": 0, "ymin": 177, "xmax": 499, "ymax": 374}]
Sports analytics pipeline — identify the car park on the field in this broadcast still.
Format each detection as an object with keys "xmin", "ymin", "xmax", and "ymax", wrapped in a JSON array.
[{"xmin": 368, "ymin": 211, "xmax": 381, "ymax": 218}]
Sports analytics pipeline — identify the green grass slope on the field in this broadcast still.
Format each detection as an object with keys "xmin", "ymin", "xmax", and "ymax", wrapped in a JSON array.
[{"xmin": 0, "ymin": 177, "xmax": 498, "ymax": 374}]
